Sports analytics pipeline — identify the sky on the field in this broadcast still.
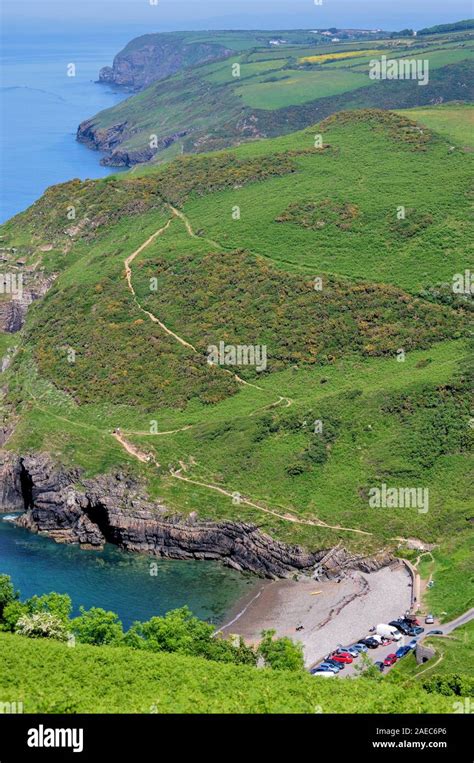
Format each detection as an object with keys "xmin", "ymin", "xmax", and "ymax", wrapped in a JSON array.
[{"xmin": 2, "ymin": 0, "xmax": 472, "ymax": 33}]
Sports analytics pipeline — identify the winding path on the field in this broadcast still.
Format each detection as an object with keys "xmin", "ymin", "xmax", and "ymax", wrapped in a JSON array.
[{"xmin": 113, "ymin": 207, "xmax": 368, "ymax": 537}]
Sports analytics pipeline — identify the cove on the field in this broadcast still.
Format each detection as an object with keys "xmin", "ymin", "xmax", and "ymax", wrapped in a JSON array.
[{"xmin": 0, "ymin": 518, "xmax": 258, "ymax": 629}]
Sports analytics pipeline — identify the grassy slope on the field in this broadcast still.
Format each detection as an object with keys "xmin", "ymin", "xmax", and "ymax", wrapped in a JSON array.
[
  {"xmin": 392, "ymin": 621, "xmax": 473, "ymax": 685},
  {"xmin": 395, "ymin": 104, "xmax": 474, "ymax": 148},
  {"xmin": 0, "ymin": 632, "xmax": 458, "ymax": 713},
  {"xmin": 0, "ymin": 111, "xmax": 472, "ymax": 618},
  {"xmin": 84, "ymin": 33, "xmax": 474, "ymax": 162}
]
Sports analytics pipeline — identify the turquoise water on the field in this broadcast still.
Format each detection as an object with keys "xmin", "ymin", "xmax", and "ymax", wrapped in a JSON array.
[
  {"xmin": 0, "ymin": 28, "xmax": 135, "ymax": 222},
  {"xmin": 0, "ymin": 518, "xmax": 257, "ymax": 629}
]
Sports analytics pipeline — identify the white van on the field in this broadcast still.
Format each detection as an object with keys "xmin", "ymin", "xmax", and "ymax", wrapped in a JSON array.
[{"xmin": 376, "ymin": 623, "xmax": 402, "ymax": 641}]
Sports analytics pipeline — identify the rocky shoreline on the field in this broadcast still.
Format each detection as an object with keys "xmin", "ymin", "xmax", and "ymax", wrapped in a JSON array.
[
  {"xmin": 76, "ymin": 119, "xmax": 189, "ymax": 167},
  {"xmin": 0, "ymin": 452, "xmax": 394, "ymax": 580}
]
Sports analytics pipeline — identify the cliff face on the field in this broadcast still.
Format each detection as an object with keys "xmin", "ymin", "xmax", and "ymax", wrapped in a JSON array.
[
  {"xmin": 1, "ymin": 453, "xmax": 393, "ymax": 579},
  {"xmin": 0, "ymin": 271, "xmax": 55, "ymax": 334},
  {"xmin": 76, "ymin": 119, "xmax": 188, "ymax": 168},
  {"xmin": 99, "ymin": 40, "xmax": 234, "ymax": 91}
]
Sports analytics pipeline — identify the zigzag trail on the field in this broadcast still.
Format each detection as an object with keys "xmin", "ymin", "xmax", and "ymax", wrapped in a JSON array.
[
  {"xmin": 123, "ymin": 204, "xmax": 292, "ymax": 410},
  {"xmin": 116, "ymin": 205, "xmax": 371, "ymax": 536},
  {"xmin": 124, "ymin": 217, "xmax": 197, "ymax": 352}
]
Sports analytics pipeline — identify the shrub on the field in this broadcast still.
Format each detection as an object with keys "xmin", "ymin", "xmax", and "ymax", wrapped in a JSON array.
[
  {"xmin": 72, "ymin": 607, "xmax": 124, "ymax": 646},
  {"xmin": 1, "ymin": 600, "xmax": 28, "ymax": 632},
  {"xmin": 0, "ymin": 574, "xmax": 17, "ymax": 621},
  {"xmin": 258, "ymin": 629, "xmax": 305, "ymax": 671},
  {"xmin": 15, "ymin": 612, "xmax": 68, "ymax": 641},
  {"xmin": 26, "ymin": 592, "xmax": 72, "ymax": 625}
]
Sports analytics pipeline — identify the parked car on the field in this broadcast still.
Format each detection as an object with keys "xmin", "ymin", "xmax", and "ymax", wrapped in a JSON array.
[
  {"xmin": 312, "ymin": 664, "xmax": 336, "ymax": 673},
  {"xmin": 320, "ymin": 661, "xmax": 343, "ymax": 672},
  {"xmin": 427, "ymin": 630, "xmax": 443, "ymax": 636},
  {"xmin": 325, "ymin": 660, "xmax": 345, "ymax": 671},
  {"xmin": 383, "ymin": 653, "xmax": 398, "ymax": 667},
  {"xmin": 425, "ymin": 614, "xmax": 435, "ymax": 624},
  {"xmin": 312, "ymin": 670, "xmax": 336, "ymax": 677},
  {"xmin": 403, "ymin": 613, "xmax": 421, "ymax": 626},
  {"xmin": 407, "ymin": 639, "xmax": 418, "ymax": 649},
  {"xmin": 380, "ymin": 637, "xmax": 393, "ymax": 646},
  {"xmin": 336, "ymin": 646, "xmax": 359, "ymax": 658},
  {"xmin": 330, "ymin": 653, "xmax": 353, "ymax": 664},
  {"xmin": 411, "ymin": 626, "xmax": 425, "ymax": 636},
  {"xmin": 351, "ymin": 643, "xmax": 368, "ymax": 653},
  {"xmin": 395, "ymin": 646, "xmax": 411, "ymax": 659},
  {"xmin": 376, "ymin": 623, "xmax": 402, "ymax": 641},
  {"xmin": 389, "ymin": 620, "xmax": 411, "ymax": 635},
  {"xmin": 360, "ymin": 637, "xmax": 379, "ymax": 649},
  {"xmin": 374, "ymin": 661, "xmax": 385, "ymax": 672}
]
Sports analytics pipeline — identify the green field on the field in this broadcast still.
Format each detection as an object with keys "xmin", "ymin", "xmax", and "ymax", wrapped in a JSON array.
[
  {"xmin": 234, "ymin": 69, "xmax": 370, "ymax": 109},
  {"xmin": 80, "ymin": 31, "xmax": 474, "ymax": 166}
]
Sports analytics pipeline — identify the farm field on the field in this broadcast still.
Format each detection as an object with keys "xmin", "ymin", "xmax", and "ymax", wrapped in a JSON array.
[{"xmin": 78, "ymin": 30, "xmax": 474, "ymax": 167}]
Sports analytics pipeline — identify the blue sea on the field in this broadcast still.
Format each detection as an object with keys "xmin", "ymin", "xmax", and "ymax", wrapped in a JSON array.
[
  {"xmin": 0, "ymin": 27, "xmax": 137, "ymax": 222},
  {"xmin": 0, "ymin": 518, "xmax": 257, "ymax": 628}
]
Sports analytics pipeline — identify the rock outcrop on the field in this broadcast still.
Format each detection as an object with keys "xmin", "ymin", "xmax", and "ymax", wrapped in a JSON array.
[
  {"xmin": 0, "ymin": 271, "xmax": 56, "ymax": 334},
  {"xmin": 1, "ymin": 452, "xmax": 394, "ymax": 579},
  {"xmin": 98, "ymin": 39, "xmax": 234, "ymax": 91},
  {"xmin": 76, "ymin": 119, "xmax": 188, "ymax": 167}
]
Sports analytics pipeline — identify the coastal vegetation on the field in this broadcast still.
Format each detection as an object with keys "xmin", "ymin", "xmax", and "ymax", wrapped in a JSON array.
[
  {"xmin": 0, "ymin": 630, "xmax": 462, "ymax": 714},
  {"xmin": 1, "ymin": 110, "xmax": 471, "ymax": 569},
  {"xmin": 0, "ymin": 575, "xmax": 303, "ymax": 671}
]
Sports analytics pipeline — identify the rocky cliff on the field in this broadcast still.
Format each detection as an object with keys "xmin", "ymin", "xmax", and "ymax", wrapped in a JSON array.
[
  {"xmin": 1, "ymin": 452, "xmax": 393, "ymax": 579},
  {"xmin": 0, "ymin": 270, "xmax": 55, "ymax": 334},
  {"xmin": 99, "ymin": 38, "xmax": 234, "ymax": 91},
  {"xmin": 76, "ymin": 119, "xmax": 188, "ymax": 167}
]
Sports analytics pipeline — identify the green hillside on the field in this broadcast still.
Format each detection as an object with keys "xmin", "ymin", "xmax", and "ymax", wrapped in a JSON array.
[
  {"xmin": 78, "ymin": 31, "xmax": 474, "ymax": 166},
  {"xmin": 1, "ymin": 109, "xmax": 472, "ymax": 599},
  {"xmin": 0, "ymin": 632, "xmax": 461, "ymax": 713},
  {"xmin": 395, "ymin": 103, "xmax": 474, "ymax": 147}
]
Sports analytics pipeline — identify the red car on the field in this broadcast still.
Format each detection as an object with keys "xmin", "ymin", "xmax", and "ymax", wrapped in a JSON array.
[
  {"xmin": 330, "ymin": 653, "xmax": 353, "ymax": 664},
  {"xmin": 383, "ymin": 653, "xmax": 398, "ymax": 667}
]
